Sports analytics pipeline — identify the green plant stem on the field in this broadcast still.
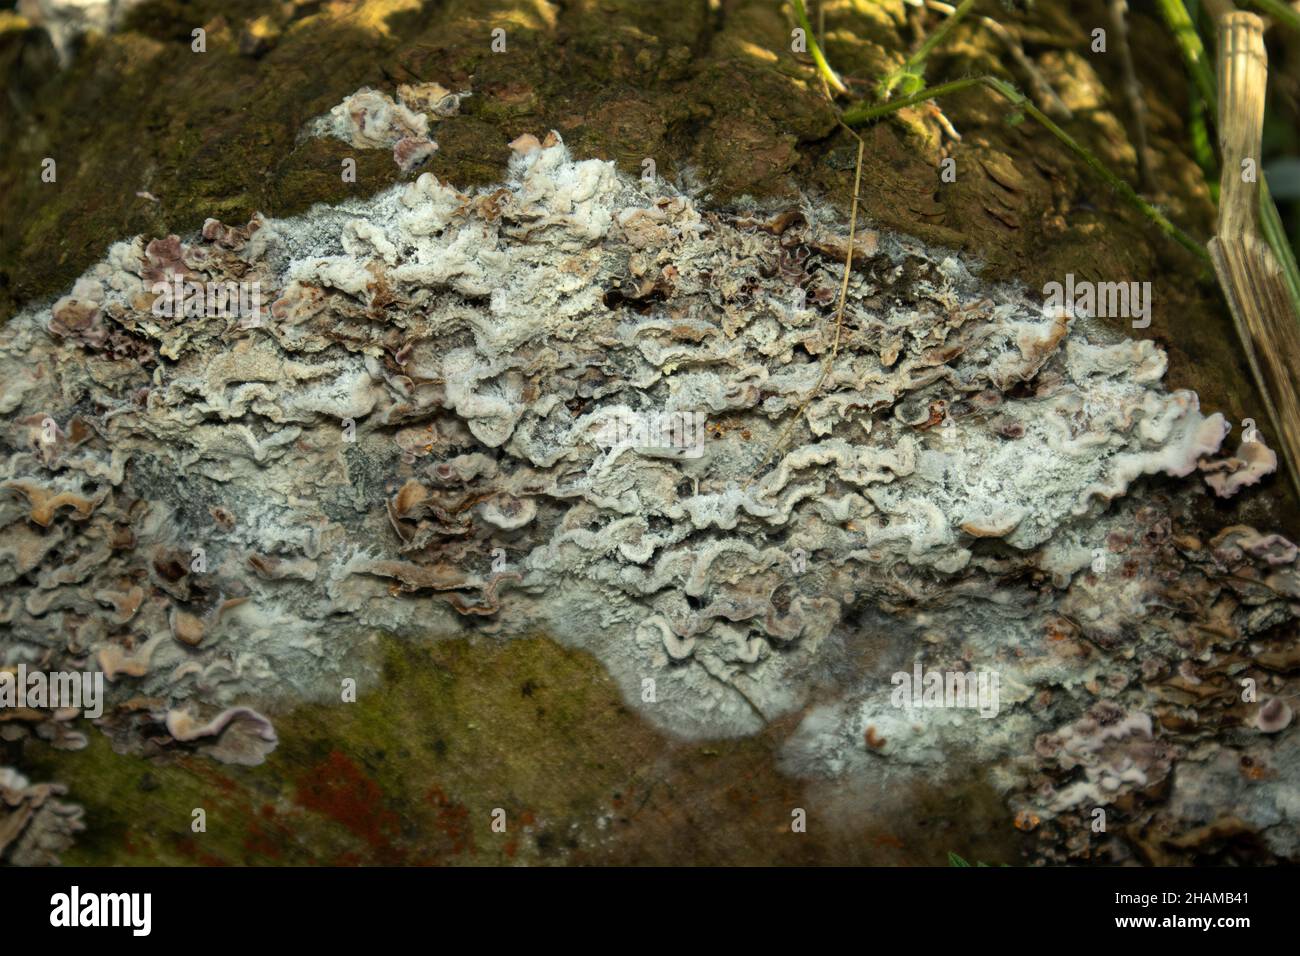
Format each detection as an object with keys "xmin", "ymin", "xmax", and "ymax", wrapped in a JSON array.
[
  {"xmin": 1188, "ymin": 84, "xmax": 1219, "ymax": 198},
  {"xmin": 876, "ymin": 0, "xmax": 976, "ymax": 100},
  {"xmin": 1262, "ymin": 177, "xmax": 1300, "ymax": 307},
  {"xmin": 844, "ymin": 76, "xmax": 983, "ymax": 124},
  {"xmin": 1155, "ymin": 0, "xmax": 1218, "ymax": 110},
  {"xmin": 910, "ymin": 0, "xmax": 976, "ymax": 65},
  {"xmin": 1243, "ymin": 0, "xmax": 1300, "ymax": 35},
  {"xmin": 792, "ymin": 0, "xmax": 847, "ymax": 95},
  {"xmin": 844, "ymin": 76, "xmax": 1211, "ymax": 262}
]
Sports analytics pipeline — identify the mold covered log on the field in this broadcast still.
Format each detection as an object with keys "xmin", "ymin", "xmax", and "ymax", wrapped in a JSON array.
[{"xmin": 1, "ymin": 0, "xmax": 1298, "ymax": 866}]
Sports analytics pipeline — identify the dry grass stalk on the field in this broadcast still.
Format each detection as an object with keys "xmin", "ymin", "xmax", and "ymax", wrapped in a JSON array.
[{"xmin": 1207, "ymin": 12, "xmax": 1300, "ymax": 497}]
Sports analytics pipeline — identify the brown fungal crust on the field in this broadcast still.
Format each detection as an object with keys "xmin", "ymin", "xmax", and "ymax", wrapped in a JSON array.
[{"xmin": 0, "ymin": 135, "xmax": 1297, "ymax": 865}]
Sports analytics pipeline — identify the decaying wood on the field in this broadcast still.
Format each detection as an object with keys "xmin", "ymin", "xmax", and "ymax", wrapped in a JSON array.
[{"xmin": 1207, "ymin": 12, "xmax": 1300, "ymax": 498}]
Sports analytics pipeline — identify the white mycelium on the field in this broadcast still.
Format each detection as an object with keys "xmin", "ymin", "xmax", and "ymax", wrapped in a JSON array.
[{"xmin": 2, "ymin": 136, "xmax": 1297, "ymax": 861}]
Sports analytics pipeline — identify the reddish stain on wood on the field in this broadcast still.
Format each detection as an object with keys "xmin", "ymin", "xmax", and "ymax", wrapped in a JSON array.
[{"xmin": 295, "ymin": 750, "xmax": 405, "ymax": 863}]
